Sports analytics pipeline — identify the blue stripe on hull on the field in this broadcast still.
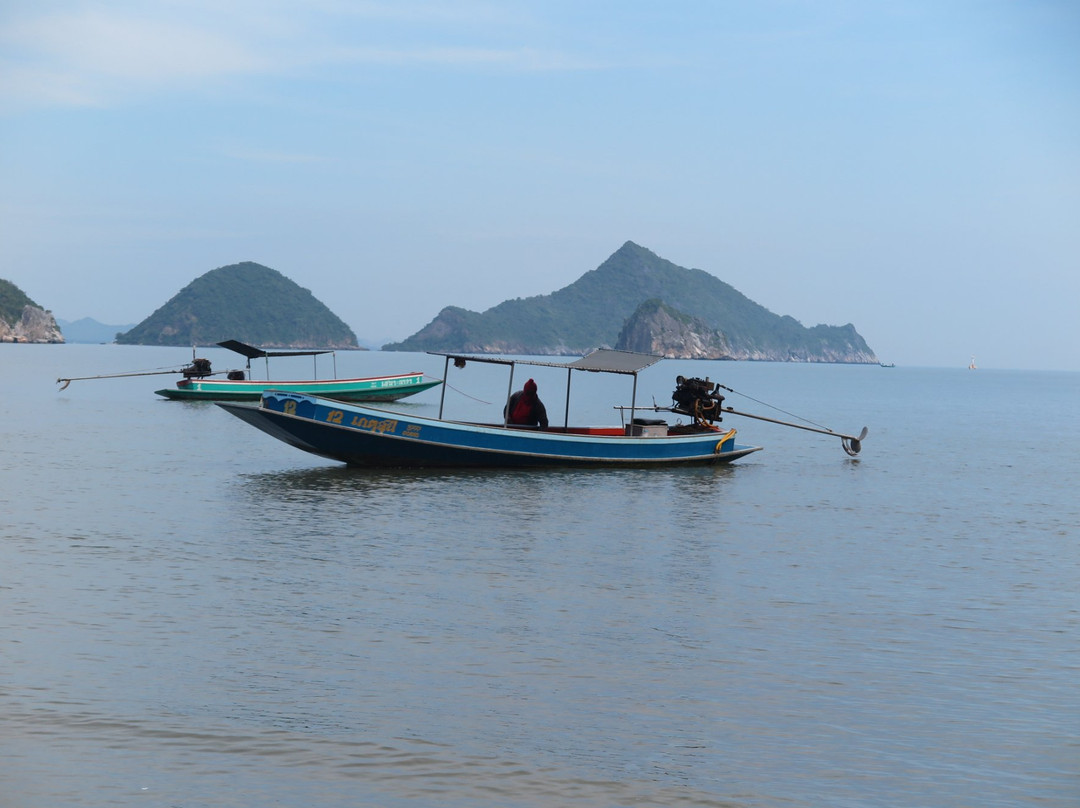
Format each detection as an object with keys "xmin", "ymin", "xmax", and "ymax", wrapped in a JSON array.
[{"xmin": 220, "ymin": 392, "xmax": 762, "ymax": 468}]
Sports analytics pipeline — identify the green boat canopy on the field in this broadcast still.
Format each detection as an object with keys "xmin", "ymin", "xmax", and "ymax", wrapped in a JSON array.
[{"xmin": 218, "ymin": 340, "xmax": 335, "ymax": 359}]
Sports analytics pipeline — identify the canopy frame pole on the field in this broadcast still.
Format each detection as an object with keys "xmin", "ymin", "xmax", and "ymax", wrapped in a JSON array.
[
  {"xmin": 563, "ymin": 369, "xmax": 572, "ymax": 431},
  {"xmin": 439, "ymin": 355, "xmax": 451, "ymax": 419},
  {"xmin": 503, "ymin": 362, "xmax": 517, "ymax": 427}
]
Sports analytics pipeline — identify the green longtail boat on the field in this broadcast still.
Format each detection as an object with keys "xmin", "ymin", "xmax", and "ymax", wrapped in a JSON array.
[
  {"xmin": 153, "ymin": 341, "xmax": 441, "ymax": 402},
  {"xmin": 56, "ymin": 340, "xmax": 440, "ymax": 402}
]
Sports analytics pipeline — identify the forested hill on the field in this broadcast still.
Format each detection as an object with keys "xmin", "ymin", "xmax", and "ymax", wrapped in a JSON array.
[
  {"xmin": 116, "ymin": 262, "xmax": 358, "ymax": 348},
  {"xmin": 384, "ymin": 242, "xmax": 877, "ymax": 362}
]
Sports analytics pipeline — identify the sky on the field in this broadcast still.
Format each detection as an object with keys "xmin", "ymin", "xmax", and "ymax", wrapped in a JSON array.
[{"xmin": 1, "ymin": 1, "xmax": 1077, "ymax": 370}]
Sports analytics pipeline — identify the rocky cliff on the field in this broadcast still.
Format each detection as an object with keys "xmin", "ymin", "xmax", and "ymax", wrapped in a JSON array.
[
  {"xmin": 0, "ymin": 280, "xmax": 64, "ymax": 343},
  {"xmin": 615, "ymin": 299, "xmax": 731, "ymax": 359}
]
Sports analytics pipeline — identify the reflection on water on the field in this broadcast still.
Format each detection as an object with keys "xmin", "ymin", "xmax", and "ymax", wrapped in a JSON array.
[{"xmin": 236, "ymin": 462, "xmax": 741, "ymax": 503}]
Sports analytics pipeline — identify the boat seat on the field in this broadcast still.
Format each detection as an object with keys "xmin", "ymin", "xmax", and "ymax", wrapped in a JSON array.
[{"xmin": 632, "ymin": 418, "xmax": 666, "ymax": 426}]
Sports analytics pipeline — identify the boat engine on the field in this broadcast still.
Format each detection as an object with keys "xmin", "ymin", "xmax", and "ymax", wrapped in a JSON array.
[
  {"xmin": 181, "ymin": 358, "xmax": 212, "ymax": 378},
  {"xmin": 671, "ymin": 376, "xmax": 725, "ymax": 424}
]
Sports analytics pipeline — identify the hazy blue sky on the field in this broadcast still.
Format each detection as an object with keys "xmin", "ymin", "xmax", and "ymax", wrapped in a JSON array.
[{"xmin": 2, "ymin": 1, "xmax": 1077, "ymax": 369}]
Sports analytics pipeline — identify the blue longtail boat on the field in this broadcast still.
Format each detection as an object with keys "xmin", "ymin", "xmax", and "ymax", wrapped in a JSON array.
[{"xmin": 218, "ymin": 349, "xmax": 768, "ymax": 468}]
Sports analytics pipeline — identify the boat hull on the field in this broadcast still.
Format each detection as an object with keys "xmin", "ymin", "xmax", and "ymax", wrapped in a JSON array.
[
  {"xmin": 218, "ymin": 391, "xmax": 762, "ymax": 468},
  {"xmin": 155, "ymin": 373, "xmax": 440, "ymax": 402}
]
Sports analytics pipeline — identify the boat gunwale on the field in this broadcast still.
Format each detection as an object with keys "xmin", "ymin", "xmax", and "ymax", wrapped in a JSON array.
[
  {"xmin": 156, "ymin": 376, "xmax": 440, "ymax": 402},
  {"xmin": 174, "ymin": 372, "xmax": 431, "ymax": 387}
]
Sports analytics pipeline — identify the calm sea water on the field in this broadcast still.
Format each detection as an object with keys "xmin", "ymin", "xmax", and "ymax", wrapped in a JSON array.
[{"xmin": 2, "ymin": 344, "xmax": 1078, "ymax": 808}]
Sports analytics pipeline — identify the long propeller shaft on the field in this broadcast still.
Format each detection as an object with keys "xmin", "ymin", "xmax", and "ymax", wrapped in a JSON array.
[
  {"xmin": 722, "ymin": 406, "xmax": 868, "ymax": 455},
  {"xmin": 57, "ymin": 368, "xmax": 225, "ymax": 389}
]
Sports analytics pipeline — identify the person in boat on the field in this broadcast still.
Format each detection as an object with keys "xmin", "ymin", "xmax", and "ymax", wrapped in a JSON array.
[{"xmin": 504, "ymin": 378, "xmax": 549, "ymax": 428}]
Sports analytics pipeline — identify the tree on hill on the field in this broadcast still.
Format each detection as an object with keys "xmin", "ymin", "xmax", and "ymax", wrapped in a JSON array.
[
  {"xmin": 116, "ymin": 262, "xmax": 359, "ymax": 349},
  {"xmin": 0, "ymin": 278, "xmax": 40, "ymax": 326}
]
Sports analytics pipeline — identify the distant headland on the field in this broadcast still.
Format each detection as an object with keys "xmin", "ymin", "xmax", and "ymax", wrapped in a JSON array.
[{"xmin": 385, "ymin": 241, "xmax": 877, "ymax": 363}]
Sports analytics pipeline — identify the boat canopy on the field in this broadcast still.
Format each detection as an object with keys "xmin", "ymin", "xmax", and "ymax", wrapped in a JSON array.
[
  {"xmin": 218, "ymin": 340, "xmax": 335, "ymax": 359},
  {"xmin": 430, "ymin": 349, "xmax": 664, "ymax": 426},
  {"xmin": 218, "ymin": 340, "xmax": 339, "ymax": 379}
]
